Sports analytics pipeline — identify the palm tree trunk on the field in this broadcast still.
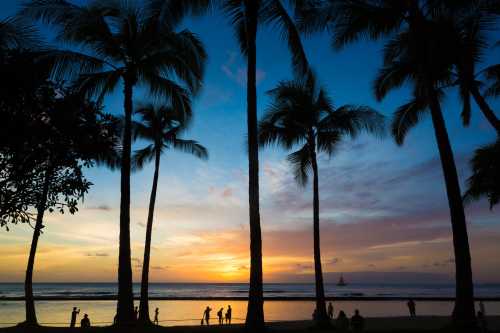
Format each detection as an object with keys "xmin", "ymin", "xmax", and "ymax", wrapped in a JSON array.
[
  {"xmin": 470, "ymin": 85, "xmax": 500, "ymax": 134},
  {"xmin": 117, "ymin": 76, "xmax": 135, "ymax": 326},
  {"xmin": 310, "ymin": 147, "xmax": 328, "ymax": 326},
  {"xmin": 24, "ymin": 167, "xmax": 51, "ymax": 325},
  {"xmin": 428, "ymin": 88, "xmax": 476, "ymax": 328},
  {"xmin": 139, "ymin": 149, "xmax": 161, "ymax": 324},
  {"xmin": 244, "ymin": 0, "xmax": 265, "ymax": 331}
]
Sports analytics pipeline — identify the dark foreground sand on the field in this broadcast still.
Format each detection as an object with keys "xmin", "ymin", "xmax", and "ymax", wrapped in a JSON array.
[{"xmin": 1, "ymin": 317, "xmax": 500, "ymax": 333}]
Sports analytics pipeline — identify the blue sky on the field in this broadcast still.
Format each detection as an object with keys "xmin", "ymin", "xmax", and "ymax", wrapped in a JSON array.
[{"xmin": 1, "ymin": 0, "xmax": 499, "ymax": 283}]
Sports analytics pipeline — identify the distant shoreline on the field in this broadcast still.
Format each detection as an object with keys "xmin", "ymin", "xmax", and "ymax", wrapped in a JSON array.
[{"xmin": 1, "ymin": 296, "xmax": 500, "ymax": 301}]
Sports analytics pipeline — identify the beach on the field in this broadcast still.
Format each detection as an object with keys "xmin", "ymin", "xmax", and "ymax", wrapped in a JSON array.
[{"xmin": 1, "ymin": 317, "xmax": 500, "ymax": 333}]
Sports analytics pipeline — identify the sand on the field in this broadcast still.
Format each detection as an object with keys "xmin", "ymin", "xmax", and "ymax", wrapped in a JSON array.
[{"xmin": 0, "ymin": 316, "xmax": 499, "ymax": 333}]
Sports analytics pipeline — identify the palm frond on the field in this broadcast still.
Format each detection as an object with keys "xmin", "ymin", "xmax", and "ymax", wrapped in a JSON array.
[
  {"xmin": 171, "ymin": 139, "xmax": 208, "ymax": 160},
  {"xmin": 332, "ymin": 0, "xmax": 405, "ymax": 49},
  {"xmin": 319, "ymin": 105, "xmax": 385, "ymax": 138},
  {"xmin": 140, "ymin": 70, "xmax": 193, "ymax": 118},
  {"xmin": 390, "ymin": 98, "xmax": 429, "ymax": 145},
  {"xmin": 373, "ymin": 61, "xmax": 413, "ymax": 101},
  {"xmin": 484, "ymin": 64, "xmax": 500, "ymax": 97},
  {"xmin": 287, "ymin": 143, "xmax": 312, "ymax": 186},
  {"xmin": 262, "ymin": 0, "xmax": 311, "ymax": 76},
  {"xmin": 37, "ymin": 49, "xmax": 109, "ymax": 82},
  {"xmin": 148, "ymin": 0, "xmax": 214, "ymax": 31},
  {"xmin": 463, "ymin": 139, "xmax": 500, "ymax": 209},
  {"xmin": 132, "ymin": 145, "xmax": 156, "ymax": 171},
  {"xmin": 223, "ymin": 0, "xmax": 249, "ymax": 56},
  {"xmin": 316, "ymin": 130, "xmax": 341, "ymax": 157},
  {"xmin": 75, "ymin": 70, "xmax": 122, "ymax": 103},
  {"xmin": 0, "ymin": 16, "xmax": 42, "ymax": 51}
]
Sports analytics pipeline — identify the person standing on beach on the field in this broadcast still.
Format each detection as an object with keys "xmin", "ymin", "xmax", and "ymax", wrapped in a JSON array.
[
  {"xmin": 134, "ymin": 306, "xmax": 139, "ymax": 321},
  {"xmin": 327, "ymin": 302, "xmax": 334, "ymax": 319},
  {"xmin": 203, "ymin": 306, "xmax": 212, "ymax": 325},
  {"xmin": 480, "ymin": 300, "xmax": 486, "ymax": 316},
  {"xmin": 217, "ymin": 307, "xmax": 224, "ymax": 325},
  {"xmin": 407, "ymin": 299, "xmax": 416, "ymax": 317},
  {"xmin": 80, "ymin": 314, "xmax": 90, "ymax": 328},
  {"xmin": 225, "ymin": 305, "xmax": 232, "ymax": 324},
  {"xmin": 70, "ymin": 307, "xmax": 80, "ymax": 328},
  {"xmin": 154, "ymin": 308, "xmax": 159, "ymax": 325}
]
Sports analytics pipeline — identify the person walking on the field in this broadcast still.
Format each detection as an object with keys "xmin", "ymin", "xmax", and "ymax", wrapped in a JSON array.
[
  {"xmin": 407, "ymin": 299, "xmax": 416, "ymax": 317},
  {"xmin": 225, "ymin": 305, "xmax": 232, "ymax": 324},
  {"xmin": 203, "ymin": 306, "xmax": 212, "ymax": 325},
  {"xmin": 70, "ymin": 307, "xmax": 80, "ymax": 328},
  {"xmin": 154, "ymin": 307, "xmax": 159, "ymax": 325},
  {"xmin": 327, "ymin": 302, "xmax": 334, "ymax": 319},
  {"xmin": 217, "ymin": 307, "xmax": 224, "ymax": 325}
]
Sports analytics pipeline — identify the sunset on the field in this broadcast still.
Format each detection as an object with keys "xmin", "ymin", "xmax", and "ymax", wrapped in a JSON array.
[{"xmin": 0, "ymin": 0, "xmax": 499, "ymax": 332}]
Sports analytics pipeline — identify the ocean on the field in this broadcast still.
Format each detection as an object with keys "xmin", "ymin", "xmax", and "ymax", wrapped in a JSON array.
[{"xmin": 1, "ymin": 283, "xmax": 499, "ymax": 327}]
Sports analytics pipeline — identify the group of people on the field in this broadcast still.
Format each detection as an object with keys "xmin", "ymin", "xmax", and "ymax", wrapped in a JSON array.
[
  {"xmin": 318, "ymin": 303, "xmax": 365, "ymax": 332},
  {"xmin": 70, "ymin": 307, "xmax": 90, "ymax": 328},
  {"xmin": 201, "ymin": 305, "xmax": 232, "ymax": 325},
  {"xmin": 71, "ymin": 306, "xmax": 161, "ymax": 328}
]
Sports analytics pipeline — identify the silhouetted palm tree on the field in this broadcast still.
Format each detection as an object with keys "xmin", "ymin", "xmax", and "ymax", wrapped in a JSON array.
[
  {"xmin": 133, "ymin": 104, "xmax": 207, "ymax": 323},
  {"xmin": 22, "ymin": 1, "xmax": 206, "ymax": 325},
  {"xmin": 259, "ymin": 73, "xmax": 383, "ymax": 326},
  {"xmin": 298, "ymin": 0, "xmax": 482, "ymax": 326},
  {"xmin": 447, "ymin": 7, "xmax": 500, "ymax": 133},
  {"xmin": 222, "ymin": 1, "xmax": 311, "ymax": 328},
  {"xmin": 378, "ymin": 20, "xmax": 476, "ymax": 328},
  {"xmin": 464, "ymin": 139, "xmax": 500, "ymax": 209}
]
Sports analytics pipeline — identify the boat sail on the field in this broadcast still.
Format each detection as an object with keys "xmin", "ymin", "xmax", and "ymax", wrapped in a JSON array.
[{"xmin": 337, "ymin": 274, "xmax": 347, "ymax": 286}]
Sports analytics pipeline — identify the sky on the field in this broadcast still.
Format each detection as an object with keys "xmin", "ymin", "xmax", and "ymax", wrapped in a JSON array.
[{"xmin": 0, "ymin": 0, "xmax": 499, "ymax": 284}]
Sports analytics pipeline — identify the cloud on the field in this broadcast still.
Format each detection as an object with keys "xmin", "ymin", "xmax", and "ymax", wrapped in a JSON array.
[
  {"xmin": 151, "ymin": 266, "xmax": 168, "ymax": 270},
  {"xmin": 221, "ymin": 51, "xmax": 266, "ymax": 86},
  {"xmin": 88, "ymin": 205, "xmax": 112, "ymax": 211},
  {"xmin": 85, "ymin": 252, "xmax": 109, "ymax": 257}
]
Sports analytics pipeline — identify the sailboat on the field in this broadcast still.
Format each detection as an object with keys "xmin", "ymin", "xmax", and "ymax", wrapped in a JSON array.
[{"xmin": 337, "ymin": 273, "xmax": 347, "ymax": 286}]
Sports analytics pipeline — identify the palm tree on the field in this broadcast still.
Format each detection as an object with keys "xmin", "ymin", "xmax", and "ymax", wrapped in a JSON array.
[
  {"xmin": 298, "ymin": 0, "xmax": 482, "ymax": 326},
  {"xmin": 464, "ymin": 139, "xmax": 500, "ymax": 209},
  {"xmin": 133, "ymin": 104, "xmax": 207, "ymax": 323},
  {"xmin": 22, "ymin": 1, "xmax": 206, "ymax": 325},
  {"xmin": 447, "ymin": 6, "xmax": 500, "ymax": 133},
  {"xmin": 376, "ymin": 19, "xmax": 476, "ymax": 328},
  {"xmin": 259, "ymin": 73, "xmax": 384, "ymax": 326},
  {"xmin": 221, "ymin": 1, "xmax": 311, "ymax": 328}
]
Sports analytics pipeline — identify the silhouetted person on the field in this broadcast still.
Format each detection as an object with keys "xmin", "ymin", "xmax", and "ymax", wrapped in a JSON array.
[
  {"xmin": 478, "ymin": 311, "xmax": 488, "ymax": 333},
  {"xmin": 225, "ymin": 305, "xmax": 232, "ymax": 324},
  {"xmin": 154, "ymin": 308, "xmax": 159, "ymax": 325},
  {"xmin": 217, "ymin": 307, "xmax": 224, "ymax": 325},
  {"xmin": 80, "ymin": 314, "xmax": 90, "ymax": 328},
  {"xmin": 312, "ymin": 308, "xmax": 317, "ymax": 321},
  {"xmin": 327, "ymin": 302, "xmax": 334, "ymax": 319},
  {"xmin": 351, "ymin": 309, "xmax": 365, "ymax": 333},
  {"xmin": 336, "ymin": 310, "xmax": 349, "ymax": 331},
  {"xmin": 70, "ymin": 307, "xmax": 80, "ymax": 328},
  {"xmin": 203, "ymin": 306, "xmax": 212, "ymax": 325},
  {"xmin": 480, "ymin": 301, "xmax": 486, "ymax": 316},
  {"xmin": 113, "ymin": 313, "xmax": 118, "ymax": 325},
  {"xmin": 134, "ymin": 306, "xmax": 139, "ymax": 321},
  {"xmin": 407, "ymin": 299, "xmax": 416, "ymax": 317}
]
